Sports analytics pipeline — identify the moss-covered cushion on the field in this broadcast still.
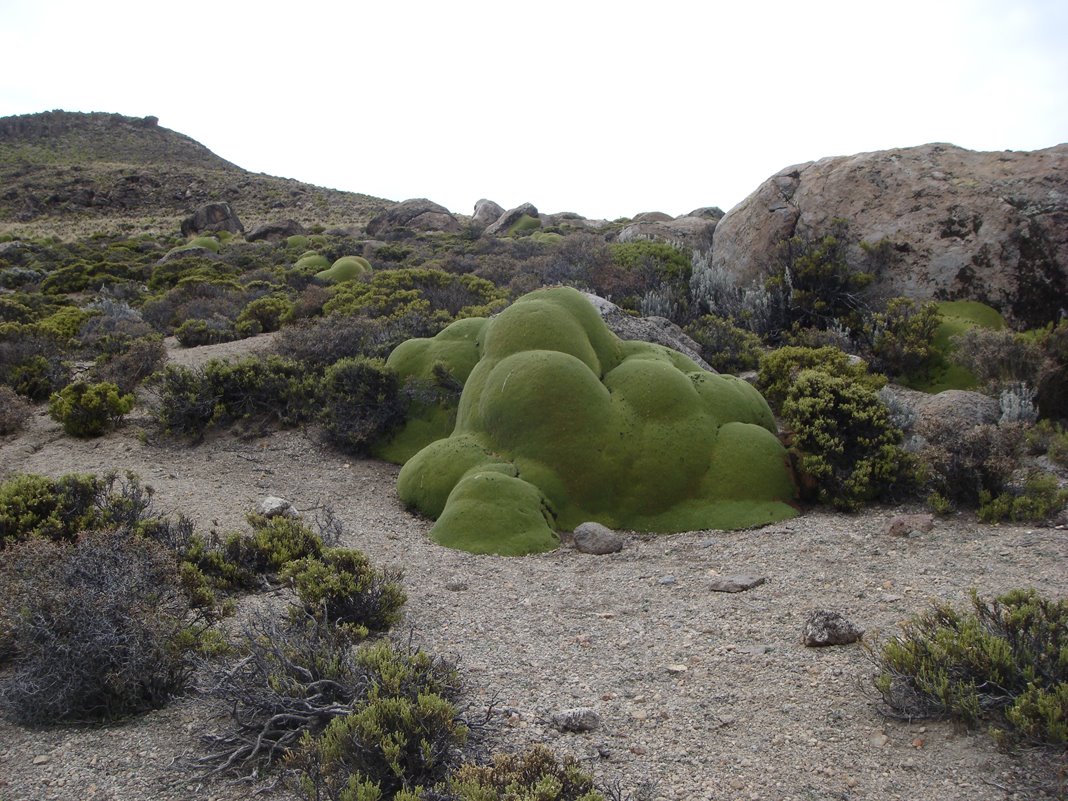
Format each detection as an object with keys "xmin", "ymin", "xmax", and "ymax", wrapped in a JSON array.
[
  {"xmin": 393, "ymin": 287, "xmax": 798, "ymax": 555},
  {"xmin": 315, "ymin": 256, "xmax": 372, "ymax": 283}
]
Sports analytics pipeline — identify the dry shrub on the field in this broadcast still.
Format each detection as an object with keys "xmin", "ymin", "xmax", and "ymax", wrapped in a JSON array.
[
  {"xmin": 0, "ymin": 385, "xmax": 32, "ymax": 434},
  {"xmin": 91, "ymin": 335, "xmax": 167, "ymax": 392},
  {"xmin": 916, "ymin": 419, "xmax": 1025, "ymax": 509}
]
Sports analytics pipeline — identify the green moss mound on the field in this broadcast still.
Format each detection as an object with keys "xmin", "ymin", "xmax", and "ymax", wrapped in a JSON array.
[
  {"xmin": 506, "ymin": 214, "xmax": 541, "ymax": 237},
  {"xmin": 912, "ymin": 300, "xmax": 1007, "ymax": 392},
  {"xmin": 315, "ymin": 255, "xmax": 371, "ymax": 284},
  {"xmin": 294, "ymin": 252, "xmax": 331, "ymax": 274},
  {"xmin": 395, "ymin": 287, "xmax": 798, "ymax": 555}
]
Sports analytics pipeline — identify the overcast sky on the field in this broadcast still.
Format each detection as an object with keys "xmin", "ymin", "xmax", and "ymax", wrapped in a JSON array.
[{"xmin": 2, "ymin": 0, "xmax": 1066, "ymax": 220}]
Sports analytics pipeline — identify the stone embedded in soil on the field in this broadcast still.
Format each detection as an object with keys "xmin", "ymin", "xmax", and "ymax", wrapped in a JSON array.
[
  {"xmin": 572, "ymin": 522, "xmax": 624, "ymax": 554},
  {"xmin": 802, "ymin": 610, "xmax": 864, "ymax": 646},
  {"xmin": 709, "ymin": 574, "xmax": 766, "ymax": 593},
  {"xmin": 551, "ymin": 707, "xmax": 601, "ymax": 732},
  {"xmin": 883, "ymin": 514, "xmax": 935, "ymax": 538},
  {"xmin": 258, "ymin": 496, "xmax": 296, "ymax": 518}
]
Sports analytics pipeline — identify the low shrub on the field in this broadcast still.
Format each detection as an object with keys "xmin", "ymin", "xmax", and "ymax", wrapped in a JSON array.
[
  {"xmin": 0, "ymin": 531, "xmax": 208, "ymax": 723},
  {"xmin": 151, "ymin": 364, "xmax": 218, "ymax": 439},
  {"xmin": 758, "ymin": 345, "xmax": 885, "ymax": 412},
  {"xmin": 683, "ymin": 315, "xmax": 762, "ymax": 373},
  {"xmin": 274, "ymin": 313, "xmax": 430, "ymax": 368},
  {"xmin": 0, "ymin": 329, "xmax": 70, "ymax": 401},
  {"xmin": 91, "ymin": 335, "xmax": 167, "ymax": 392},
  {"xmin": 321, "ymin": 357, "xmax": 407, "ymax": 455},
  {"xmin": 48, "ymin": 380, "xmax": 134, "ymax": 437},
  {"xmin": 915, "ymin": 421, "xmax": 1024, "ymax": 510},
  {"xmin": 978, "ymin": 473, "xmax": 1068, "ymax": 524},
  {"xmin": 951, "ymin": 327, "xmax": 1044, "ymax": 390},
  {"xmin": 873, "ymin": 589, "xmax": 1068, "ymax": 750},
  {"xmin": 781, "ymin": 369, "xmax": 915, "ymax": 510},
  {"xmin": 175, "ymin": 316, "xmax": 237, "ymax": 347},
  {"xmin": 236, "ymin": 294, "xmax": 294, "ymax": 335},
  {"xmin": 864, "ymin": 297, "xmax": 941, "ymax": 380},
  {"xmin": 0, "ymin": 473, "xmax": 102, "ymax": 547},
  {"xmin": 283, "ymin": 548, "xmax": 406, "ymax": 638},
  {"xmin": 286, "ymin": 639, "xmax": 465, "ymax": 799},
  {"xmin": 1027, "ymin": 420, "xmax": 1068, "ymax": 467},
  {"xmin": 447, "ymin": 746, "xmax": 606, "ymax": 801},
  {"xmin": 0, "ymin": 385, "xmax": 32, "ymax": 434}
]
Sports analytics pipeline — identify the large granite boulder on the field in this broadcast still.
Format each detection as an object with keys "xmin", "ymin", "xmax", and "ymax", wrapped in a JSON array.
[
  {"xmin": 366, "ymin": 198, "xmax": 460, "ymax": 236},
  {"xmin": 180, "ymin": 202, "xmax": 243, "ymax": 237},
  {"xmin": 710, "ymin": 143, "xmax": 1068, "ymax": 328},
  {"xmin": 245, "ymin": 219, "xmax": 306, "ymax": 242},
  {"xmin": 472, "ymin": 198, "xmax": 505, "ymax": 227},
  {"xmin": 483, "ymin": 202, "xmax": 540, "ymax": 236}
]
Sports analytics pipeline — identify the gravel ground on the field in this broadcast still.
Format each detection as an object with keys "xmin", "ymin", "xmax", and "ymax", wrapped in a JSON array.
[{"xmin": 0, "ymin": 338, "xmax": 1065, "ymax": 801}]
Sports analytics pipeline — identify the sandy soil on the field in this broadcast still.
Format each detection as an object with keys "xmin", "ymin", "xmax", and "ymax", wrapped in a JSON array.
[{"xmin": 0, "ymin": 336, "xmax": 1065, "ymax": 801}]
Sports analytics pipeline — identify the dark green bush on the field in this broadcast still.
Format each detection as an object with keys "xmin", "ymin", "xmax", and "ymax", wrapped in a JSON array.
[
  {"xmin": 48, "ymin": 380, "xmax": 134, "ymax": 437},
  {"xmin": 151, "ymin": 364, "xmax": 218, "ymax": 439},
  {"xmin": 915, "ymin": 421, "xmax": 1024, "ymax": 510},
  {"xmin": 274, "ymin": 313, "xmax": 431, "ymax": 368},
  {"xmin": 0, "ymin": 472, "xmax": 102, "ymax": 547},
  {"xmin": 204, "ymin": 355, "xmax": 317, "ymax": 428},
  {"xmin": 874, "ymin": 589, "xmax": 1068, "ymax": 750},
  {"xmin": 951, "ymin": 327, "xmax": 1044, "ymax": 390},
  {"xmin": 283, "ymin": 548, "xmax": 406, "ymax": 638},
  {"xmin": 865, "ymin": 297, "xmax": 941, "ymax": 380},
  {"xmin": 175, "ymin": 316, "xmax": 237, "ymax": 347},
  {"xmin": 781, "ymin": 369, "xmax": 914, "ymax": 510},
  {"xmin": 0, "ymin": 329, "xmax": 70, "ymax": 400},
  {"xmin": 447, "ymin": 746, "xmax": 605, "ymax": 801},
  {"xmin": 757, "ymin": 345, "xmax": 885, "ymax": 411},
  {"xmin": 236, "ymin": 294, "xmax": 294, "ymax": 335},
  {"xmin": 323, "ymin": 267, "xmax": 507, "ymax": 322},
  {"xmin": 683, "ymin": 315, "xmax": 762, "ymax": 373},
  {"xmin": 978, "ymin": 473, "xmax": 1068, "ymax": 524},
  {"xmin": 321, "ymin": 357, "xmax": 406, "ymax": 455},
  {"xmin": 0, "ymin": 531, "xmax": 209, "ymax": 723},
  {"xmin": 287, "ymin": 639, "xmax": 465, "ymax": 799}
]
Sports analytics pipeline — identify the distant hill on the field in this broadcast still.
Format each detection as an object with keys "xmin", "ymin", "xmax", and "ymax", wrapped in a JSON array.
[{"xmin": 0, "ymin": 110, "xmax": 391, "ymax": 238}]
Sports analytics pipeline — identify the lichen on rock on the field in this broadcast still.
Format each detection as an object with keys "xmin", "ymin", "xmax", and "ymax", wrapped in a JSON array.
[{"xmin": 390, "ymin": 286, "xmax": 798, "ymax": 555}]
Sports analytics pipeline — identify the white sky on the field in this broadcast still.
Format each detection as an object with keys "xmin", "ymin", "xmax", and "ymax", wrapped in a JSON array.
[{"xmin": 2, "ymin": 0, "xmax": 1066, "ymax": 220}]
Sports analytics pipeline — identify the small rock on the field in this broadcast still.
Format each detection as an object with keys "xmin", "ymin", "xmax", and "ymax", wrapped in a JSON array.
[
  {"xmin": 869, "ymin": 732, "xmax": 889, "ymax": 747},
  {"xmin": 259, "ymin": 496, "xmax": 296, "ymax": 518},
  {"xmin": 444, "ymin": 579, "xmax": 468, "ymax": 592},
  {"xmin": 32, "ymin": 754, "xmax": 50, "ymax": 765},
  {"xmin": 884, "ymin": 513, "xmax": 935, "ymax": 538},
  {"xmin": 551, "ymin": 707, "xmax": 600, "ymax": 733},
  {"xmin": 709, "ymin": 574, "xmax": 766, "ymax": 593},
  {"xmin": 802, "ymin": 610, "xmax": 864, "ymax": 646},
  {"xmin": 737, "ymin": 644, "xmax": 772, "ymax": 656},
  {"xmin": 629, "ymin": 745, "xmax": 647, "ymax": 755},
  {"xmin": 658, "ymin": 575, "xmax": 677, "ymax": 586},
  {"xmin": 666, "ymin": 664, "xmax": 688, "ymax": 674},
  {"xmin": 572, "ymin": 522, "xmax": 624, "ymax": 555}
]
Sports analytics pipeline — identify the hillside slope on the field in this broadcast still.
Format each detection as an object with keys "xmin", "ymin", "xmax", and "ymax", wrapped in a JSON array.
[{"xmin": 0, "ymin": 110, "xmax": 391, "ymax": 237}]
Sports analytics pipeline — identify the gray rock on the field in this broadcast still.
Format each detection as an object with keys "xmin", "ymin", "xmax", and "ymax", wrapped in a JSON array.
[
  {"xmin": 483, "ymin": 202, "xmax": 539, "ymax": 237},
  {"xmin": 551, "ymin": 707, "xmax": 600, "ymax": 733},
  {"xmin": 472, "ymin": 198, "xmax": 505, "ymax": 226},
  {"xmin": 259, "ymin": 496, "xmax": 296, "ymax": 518},
  {"xmin": 582, "ymin": 293, "xmax": 712, "ymax": 371},
  {"xmin": 616, "ymin": 214, "xmax": 719, "ymax": 251},
  {"xmin": 366, "ymin": 198, "xmax": 460, "ymax": 236},
  {"xmin": 572, "ymin": 522, "xmax": 624, "ymax": 554},
  {"xmin": 709, "ymin": 574, "xmax": 766, "ymax": 593},
  {"xmin": 181, "ymin": 201, "xmax": 244, "ymax": 237},
  {"xmin": 884, "ymin": 513, "xmax": 935, "ymax": 538},
  {"xmin": 632, "ymin": 211, "xmax": 673, "ymax": 223},
  {"xmin": 802, "ymin": 610, "xmax": 863, "ymax": 647},
  {"xmin": 710, "ymin": 143, "xmax": 1068, "ymax": 328},
  {"xmin": 658, "ymin": 575, "xmax": 677, "ymax": 586},
  {"xmin": 245, "ymin": 219, "xmax": 306, "ymax": 242}
]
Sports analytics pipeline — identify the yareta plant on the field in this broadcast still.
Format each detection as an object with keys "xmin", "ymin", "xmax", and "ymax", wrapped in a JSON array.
[{"xmin": 389, "ymin": 286, "xmax": 798, "ymax": 555}]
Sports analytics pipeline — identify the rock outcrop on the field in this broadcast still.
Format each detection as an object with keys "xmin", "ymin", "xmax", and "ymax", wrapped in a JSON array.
[
  {"xmin": 483, "ymin": 202, "xmax": 539, "ymax": 237},
  {"xmin": 710, "ymin": 143, "xmax": 1068, "ymax": 328},
  {"xmin": 180, "ymin": 202, "xmax": 244, "ymax": 237},
  {"xmin": 617, "ymin": 209, "xmax": 723, "ymax": 251},
  {"xmin": 583, "ymin": 293, "xmax": 712, "ymax": 371},
  {"xmin": 245, "ymin": 219, "xmax": 306, "ymax": 242},
  {"xmin": 472, "ymin": 198, "xmax": 505, "ymax": 227},
  {"xmin": 366, "ymin": 198, "xmax": 460, "ymax": 236}
]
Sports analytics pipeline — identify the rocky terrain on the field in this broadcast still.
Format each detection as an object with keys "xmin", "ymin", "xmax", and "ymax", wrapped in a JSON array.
[{"xmin": 0, "ymin": 335, "xmax": 1064, "ymax": 801}]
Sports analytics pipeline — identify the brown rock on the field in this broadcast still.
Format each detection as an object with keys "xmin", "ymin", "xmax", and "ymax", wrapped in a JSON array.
[
  {"xmin": 710, "ymin": 143, "xmax": 1068, "ymax": 327},
  {"xmin": 802, "ymin": 610, "xmax": 863, "ymax": 646},
  {"xmin": 884, "ymin": 513, "xmax": 935, "ymax": 537},
  {"xmin": 709, "ymin": 574, "xmax": 766, "ymax": 593}
]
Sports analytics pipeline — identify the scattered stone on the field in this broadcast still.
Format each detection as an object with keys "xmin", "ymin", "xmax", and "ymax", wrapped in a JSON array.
[
  {"xmin": 258, "ymin": 496, "xmax": 296, "ymax": 518},
  {"xmin": 444, "ymin": 579, "xmax": 468, "ymax": 592},
  {"xmin": 738, "ymin": 644, "xmax": 772, "ymax": 656},
  {"xmin": 802, "ymin": 610, "xmax": 864, "ymax": 646},
  {"xmin": 666, "ymin": 664, "xmax": 688, "ymax": 674},
  {"xmin": 884, "ymin": 513, "xmax": 935, "ymax": 538},
  {"xmin": 709, "ymin": 574, "xmax": 766, "ymax": 593},
  {"xmin": 551, "ymin": 707, "xmax": 600, "ymax": 733},
  {"xmin": 32, "ymin": 755, "xmax": 50, "ymax": 765},
  {"xmin": 245, "ymin": 219, "xmax": 306, "ymax": 242},
  {"xmin": 658, "ymin": 575, "xmax": 677, "ymax": 586},
  {"xmin": 869, "ymin": 732, "xmax": 889, "ymax": 747},
  {"xmin": 572, "ymin": 522, "xmax": 624, "ymax": 554},
  {"xmin": 180, "ymin": 201, "xmax": 243, "ymax": 237}
]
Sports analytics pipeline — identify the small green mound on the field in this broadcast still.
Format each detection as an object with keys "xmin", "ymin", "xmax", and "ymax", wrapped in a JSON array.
[
  {"xmin": 394, "ymin": 287, "xmax": 798, "ymax": 555},
  {"xmin": 187, "ymin": 236, "xmax": 221, "ymax": 253},
  {"xmin": 294, "ymin": 252, "xmax": 331, "ymax": 274},
  {"xmin": 506, "ymin": 214, "xmax": 541, "ymax": 237},
  {"xmin": 315, "ymin": 256, "xmax": 372, "ymax": 284},
  {"xmin": 915, "ymin": 301, "xmax": 1007, "ymax": 392}
]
